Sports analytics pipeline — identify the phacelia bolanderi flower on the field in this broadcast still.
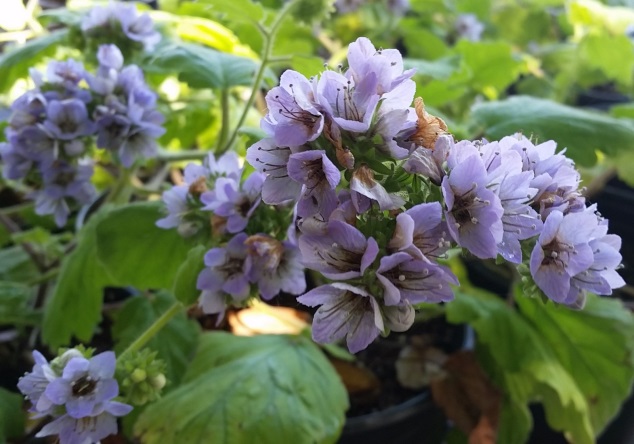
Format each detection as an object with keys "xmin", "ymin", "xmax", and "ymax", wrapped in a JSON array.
[{"xmin": 18, "ymin": 349, "xmax": 132, "ymax": 444}]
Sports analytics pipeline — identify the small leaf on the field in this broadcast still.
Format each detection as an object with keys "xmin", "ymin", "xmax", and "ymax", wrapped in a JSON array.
[
  {"xmin": 135, "ymin": 332, "xmax": 348, "ymax": 444},
  {"xmin": 172, "ymin": 245, "xmax": 207, "ymax": 305},
  {"xmin": 471, "ymin": 96, "xmax": 634, "ymax": 166},
  {"xmin": 142, "ymin": 41, "xmax": 259, "ymax": 89},
  {"xmin": 95, "ymin": 202, "xmax": 195, "ymax": 291},
  {"xmin": 405, "ymin": 56, "xmax": 461, "ymax": 80},
  {"xmin": 192, "ymin": 0, "xmax": 264, "ymax": 23},
  {"xmin": 0, "ymin": 281, "xmax": 39, "ymax": 326},
  {"xmin": 0, "ymin": 387, "xmax": 25, "ymax": 442},
  {"xmin": 111, "ymin": 292, "xmax": 199, "ymax": 385},
  {"xmin": 0, "ymin": 30, "xmax": 69, "ymax": 93}
]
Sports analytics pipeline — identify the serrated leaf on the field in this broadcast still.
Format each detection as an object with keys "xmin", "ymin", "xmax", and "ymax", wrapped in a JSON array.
[
  {"xmin": 142, "ymin": 41, "xmax": 258, "ymax": 89},
  {"xmin": 172, "ymin": 245, "xmax": 207, "ymax": 305},
  {"xmin": 42, "ymin": 208, "xmax": 113, "ymax": 348},
  {"xmin": 0, "ymin": 387, "xmax": 25, "ymax": 442},
  {"xmin": 516, "ymin": 294, "xmax": 634, "ymax": 434},
  {"xmin": 95, "ymin": 202, "xmax": 194, "ymax": 290},
  {"xmin": 111, "ymin": 292, "xmax": 199, "ymax": 385},
  {"xmin": 0, "ymin": 246, "xmax": 38, "ymax": 282},
  {"xmin": 446, "ymin": 290, "xmax": 593, "ymax": 444},
  {"xmin": 0, "ymin": 30, "xmax": 69, "ymax": 93},
  {"xmin": 579, "ymin": 34, "xmax": 634, "ymax": 86},
  {"xmin": 135, "ymin": 333, "xmax": 348, "ymax": 444},
  {"xmin": 471, "ymin": 96, "xmax": 634, "ymax": 166}
]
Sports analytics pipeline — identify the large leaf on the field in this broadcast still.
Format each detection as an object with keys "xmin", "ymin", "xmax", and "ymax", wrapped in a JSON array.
[
  {"xmin": 579, "ymin": 34, "xmax": 634, "ymax": 86},
  {"xmin": 0, "ymin": 387, "xmax": 24, "ymax": 443},
  {"xmin": 143, "ymin": 41, "xmax": 259, "ymax": 89},
  {"xmin": 471, "ymin": 96, "xmax": 634, "ymax": 166},
  {"xmin": 517, "ymin": 294, "xmax": 634, "ymax": 434},
  {"xmin": 405, "ymin": 56, "xmax": 461, "ymax": 80},
  {"xmin": 111, "ymin": 292, "xmax": 199, "ymax": 385},
  {"xmin": 42, "ymin": 209, "xmax": 113, "ymax": 348},
  {"xmin": 0, "ymin": 30, "xmax": 69, "ymax": 93},
  {"xmin": 95, "ymin": 202, "xmax": 194, "ymax": 290},
  {"xmin": 192, "ymin": 0, "xmax": 264, "ymax": 23},
  {"xmin": 135, "ymin": 333, "xmax": 348, "ymax": 444},
  {"xmin": 446, "ymin": 290, "xmax": 593, "ymax": 444}
]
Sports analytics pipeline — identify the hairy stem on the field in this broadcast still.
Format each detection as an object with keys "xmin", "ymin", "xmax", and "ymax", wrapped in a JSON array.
[
  {"xmin": 119, "ymin": 301, "xmax": 184, "ymax": 360},
  {"xmin": 221, "ymin": 1, "xmax": 297, "ymax": 153}
]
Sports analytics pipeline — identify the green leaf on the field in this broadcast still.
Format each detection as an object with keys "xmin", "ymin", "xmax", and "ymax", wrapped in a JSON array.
[
  {"xmin": 0, "ymin": 30, "xmax": 69, "ymax": 93},
  {"xmin": 579, "ymin": 34, "xmax": 634, "ymax": 86},
  {"xmin": 516, "ymin": 294, "xmax": 634, "ymax": 434},
  {"xmin": 446, "ymin": 290, "xmax": 593, "ymax": 444},
  {"xmin": 192, "ymin": 0, "xmax": 264, "ymax": 23},
  {"xmin": 143, "ymin": 41, "xmax": 258, "ymax": 89},
  {"xmin": 404, "ymin": 56, "xmax": 461, "ymax": 80},
  {"xmin": 42, "ymin": 209, "xmax": 113, "ymax": 348},
  {"xmin": 471, "ymin": 96, "xmax": 634, "ymax": 166},
  {"xmin": 95, "ymin": 202, "xmax": 194, "ymax": 290},
  {"xmin": 0, "ymin": 387, "xmax": 25, "ymax": 442},
  {"xmin": 455, "ymin": 40, "xmax": 525, "ymax": 99},
  {"xmin": 0, "ymin": 281, "xmax": 38, "ymax": 326},
  {"xmin": 111, "ymin": 292, "xmax": 199, "ymax": 385},
  {"xmin": 0, "ymin": 246, "xmax": 38, "ymax": 282},
  {"xmin": 135, "ymin": 333, "xmax": 348, "ymax": 444},
  {"xmin": 172, "ymin": 246, "xmax": 207, "ymax": 305}
]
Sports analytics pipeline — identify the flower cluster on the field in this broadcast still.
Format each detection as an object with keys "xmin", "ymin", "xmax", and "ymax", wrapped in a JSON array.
[
  {"xmin": 81, "ymin": 2, "xmax": 161, "ymax": 52},
  {"xmin": 159, "ymin": 37, "xmax": 624, "ymax": 353},
  {"xmin": 157, "ymin": 152, "xmax": 306, "ymax": 318},
  {"xmin": 17, "ymin": 349, "xmax": 132, "ymax": 444},
  {"xmin": 0, "ymin": 44, "xmax": 164, "ymax": 226}
]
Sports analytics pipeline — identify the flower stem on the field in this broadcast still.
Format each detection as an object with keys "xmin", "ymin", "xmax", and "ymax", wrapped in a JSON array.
[
  {"xmin": 105, "ymin": 167, "xmax": 135, "ymax": 205},
  {"xmin": 221, "ymin": 1, "xmax": 297, "ymax": 153},
  {"xmin": 216, "ymin": 88, "xmax": 231, "ymax": 152},
  {"xmin": 27, "ymin": 267, "xmax": 59, "ymax": 286},
  {"xmin": 156, "ymin": 150, "xmax": 209, "ymax": 162},
  {"xmin": 119, "ymin": 301, "xmax": 184, "ymax": 360}
]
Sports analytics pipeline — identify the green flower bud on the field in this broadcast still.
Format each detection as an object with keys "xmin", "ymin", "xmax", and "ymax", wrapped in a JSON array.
[
  {"xmin": 131, "ymin": 368, "xmax": 147, "ymax": 383},
  {"xmin": 149, "ymin": 373, "xmax": 167, "ymax": 390},
  {"xmin": 115, "ymin": 348, "xmax": 168, "ymax": 406}
]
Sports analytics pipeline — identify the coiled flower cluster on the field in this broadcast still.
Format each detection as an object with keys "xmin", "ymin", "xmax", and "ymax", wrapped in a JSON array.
[
  {"xmin": 0, "ymin": 44, "xmax": 164, "ymax": 226},
  {"xmin": 158, "ymin": 37, "xmax": 624, "ymax": 353}
]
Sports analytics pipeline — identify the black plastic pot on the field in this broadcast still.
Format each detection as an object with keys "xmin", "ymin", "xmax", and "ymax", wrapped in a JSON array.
[
  {"xmin": 339, "ymin": 392, "xmax": 447, "ymax": 444},
  {"xmin": 338, "ymin": 323, "xmax": 472, "ymax": 444}
]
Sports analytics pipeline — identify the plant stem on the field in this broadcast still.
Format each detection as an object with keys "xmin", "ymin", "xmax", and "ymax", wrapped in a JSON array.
[
  {"xmin": 105, "ymin": 167, "xmax": 135, "ymax": 205},
  {"xmin": 222, "ymin": 1, "xmax": 296, "ymax": 152},
  {"xmin": 119, "ymin": 301, "xmax": 184, "ymax": 360},
  {"xmin": 27, "ymin": 267, "xmax": 59, "ymax": 286},
  {"xmin": 0, "ymin": 214, "xmax": 47, "ymax": 272},
  {"xmin": 156, "ymin": 150, "xmax": 209, "ymax": 162},
  {"xmin": 216, "ymin": 89, "xmax": 231, "ymax": 153},
  {"xmin": 0, "ymin": 201, "xmax": 34, "ymax": 215}
]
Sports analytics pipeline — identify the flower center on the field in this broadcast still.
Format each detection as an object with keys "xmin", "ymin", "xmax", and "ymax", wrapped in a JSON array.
[{"xmin": 72, "ymin": 376, "xmax": 97, "ymax": 397}]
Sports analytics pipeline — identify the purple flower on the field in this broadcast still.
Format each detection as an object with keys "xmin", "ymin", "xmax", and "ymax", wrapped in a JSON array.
[
  {"xmin": 155, "ymin": 186, "xmax": 190, "ymax": 230},
  {"xmin": 287, "ymin": 150, "xmax": 340, "ymax": 218},
  {"xmin": 442, "ymin": 154, "xmax": 504, "ymax": 259},
  {"xmin": 202, "ymin": 173, "xmax": 265, "ymax": 233},
  {"xmin": 346, "ymin": 37, "xmax": 415, "ymax": 95},
  {"xmin": 43, "ymin": 352, "xmax": 120, "ymax": 419},
  {"xmin": 42, "ymin": 99, "xmax": 95, "ymax": 141},
  {"xmin": 36, "ymin": 402, "xmax": 132, "ymax": 444},
  {"xmin": 388, "ymin": 202, "xmax": 451, "ymax": 261},
  {"xmin": 117, "ymin": 7, "xmax": 161, "ymax": 51},
  {"xmin": 455, "ymin": 14, "xmax": 485, "ymax": 42},
  {"xmin": 17, "ymin": 351, "xmax": 58, "ymax": 415},
  {"xmin": 197, "ymin": 233, "xmax": 251, "ymax": 315},
  {"xmin": 262, "ymin": 70, "xmax": 324, "ymax": 147},
  {"xmin": 299, "ymin": 219, "xmax": 379, "ymax": 280},
  {"xmin": 529, "ymin": 211, "xmax": 597, "ymax": 304},
  {"xmin": 44, "ymin": 60, "xmax": 86, "ymax": 91},
  {"xmin": 298, "ymin": 283, "xmax": 383, "ymax": 353},
  {"xmin": 376, "ymin": 252, "xmax": 457, "ymax": 305},
  {"xmin": 245, "ymin": 235, "xmax": 306, "ymax": 300},
  {"xmin": 350, "ymin": 165, "xmax": 405, "ymax": 212},
  {"xmin": 206, "ymin": 151, "xmax": 241, "ymax": 181},
  {"xmin": 316, "ymin": 70, "xmax": 380, "ymax": 134},
  {"xmin": 403, "ymin": 135, "xmax": 451, "ymax": 185},
  {"xmin": 246, "ymin": 138, "xmax": 302, "ymax": 204}
]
